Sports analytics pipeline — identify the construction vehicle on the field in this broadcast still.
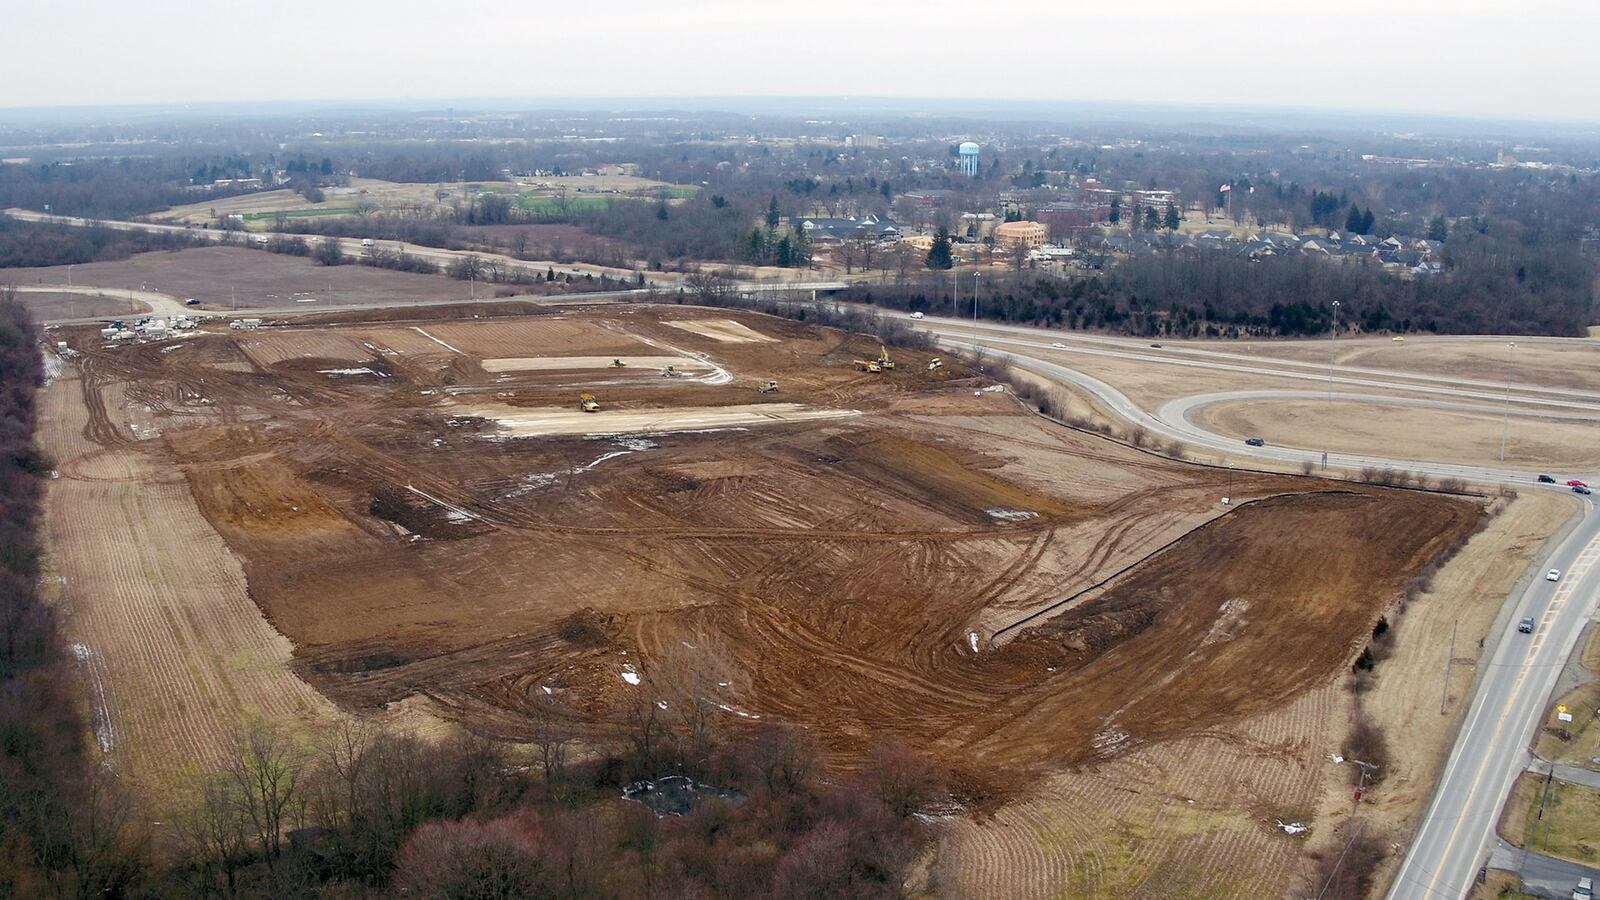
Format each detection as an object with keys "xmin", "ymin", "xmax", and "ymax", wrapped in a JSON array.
[
  {"xmin": 579, "ymin": 392, "xmax": 600, "ymax": 412},
  {"xmin": 758, "ymin": 380, "xmax": 779, "ymax": 393},
  {"xmin": 661, "ymin": 365, "xmax": 681, "ymax": 377},
  {"xmin": 876, "ymin": 345, "xmax": 896, "ymax": 370},
  {"xmin": 608, "ymin": 358, "xmax": 627, "ymax": 368},
  {"xmin": 854, "ymin": 359, "xmax": 882, "ymax": 373},
  {"xmin": 927, "ymin": 357, "xmax": 943, "ymax": 371}
]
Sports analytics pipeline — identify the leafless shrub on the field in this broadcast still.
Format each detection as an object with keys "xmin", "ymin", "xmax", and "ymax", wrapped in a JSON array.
[
  {"xmin": 1300, "ymin": 460, "xmax": 1316, "ymax": 475},
  {"xmin": 1341, "ymin": 716, "xmax": 1390, "ymax": 787},
  {"xmin": 1306, "ymin": 824, "xmax": 1387, "ymax": 900},
  {"xmin": 1436, "ymin": 477, "xmax": 1467, "ymax": 493},
  {"xmin": 861, "ymin": 738, "xmax": 945, "ymax": 818}
]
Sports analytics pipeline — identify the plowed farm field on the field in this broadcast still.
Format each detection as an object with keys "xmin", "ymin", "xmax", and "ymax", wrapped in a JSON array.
[{"xmin": 47, "ymin": 302, "xmax": 1481, "ymax": 890}]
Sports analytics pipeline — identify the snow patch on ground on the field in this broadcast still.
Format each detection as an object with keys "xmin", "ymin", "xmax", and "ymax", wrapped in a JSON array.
[
  {"xmin": 715, "ymin": 703, "xmax": 760, "ymax": 719},
  {"xmin": 72, "ymin": 642, "xmax": 117, "ymax": 753},
  {"xmin": 986, "ymin": 508, "xmax": 1039, "ymax": 522},
  {"xmin": 502, "ymin": 437, "xmax": 656, "ymax": 499}
]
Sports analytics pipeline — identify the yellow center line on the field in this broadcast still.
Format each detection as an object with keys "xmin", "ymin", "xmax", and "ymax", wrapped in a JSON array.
[{"xmin": 1422, "ymin": 536, "xmax": 1600, "ymax": 896}]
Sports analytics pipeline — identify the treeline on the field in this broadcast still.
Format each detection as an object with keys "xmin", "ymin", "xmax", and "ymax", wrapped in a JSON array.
[
  {"xmin": 0, "ymin": 214, "xmax": 205, "ymax": 268},
  {"xmin": 0, "ymin": 292, "xmax": 144, "ymax": 896},
  {"xmin": 0, "ymin": 156, "xmax": 262, "ymax": 219},
  {"xmin": 842, "ymin": 239, "xmax": 1594, "ymax": 337}
]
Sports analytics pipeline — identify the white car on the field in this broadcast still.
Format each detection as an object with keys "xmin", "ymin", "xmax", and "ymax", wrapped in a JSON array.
[
  {"xmin": 1051, "ymin": 342, "xmax": 1067, "ymax": 349},
  {"xmin": 1547, "ymin": 569, "xmax": 1561, "ymax": 582},
  {"xmin": 909, "ymin": 311, "xmax": 924, "ymax": 319}
]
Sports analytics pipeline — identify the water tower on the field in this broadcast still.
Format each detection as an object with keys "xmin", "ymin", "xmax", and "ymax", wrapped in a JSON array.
[{"xmin": 958, "ymin": 142, "xmax": 980, "ymax": 177}]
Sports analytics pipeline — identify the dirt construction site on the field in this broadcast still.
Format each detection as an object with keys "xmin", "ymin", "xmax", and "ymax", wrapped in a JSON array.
[{"xmin": 39, "ymin": 301, "xmax": 1487, "ymax": 894}]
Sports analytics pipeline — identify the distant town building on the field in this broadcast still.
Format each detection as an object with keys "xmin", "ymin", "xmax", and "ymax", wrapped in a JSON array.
[
  {"xmin": 958, "ymin": 142, "xmax": 981, "ymax": 178},
  {"xmin": 796, "ymin": 214, "xmax": 902, "ymax": 242},
  {"xmin": 994, "ymin": 220, "xmax": 1048, "ymax": 251}
]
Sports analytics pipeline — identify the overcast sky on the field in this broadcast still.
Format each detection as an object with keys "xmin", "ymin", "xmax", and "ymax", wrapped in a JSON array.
[{"xmin": 4, "ymin": 0, "xmax": 1597, "ymax": 122}]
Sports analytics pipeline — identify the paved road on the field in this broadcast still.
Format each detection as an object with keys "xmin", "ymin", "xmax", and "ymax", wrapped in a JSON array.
[
  {"xmin": 1527, "ymin": 757, "xmax": 1600, "ymax": 791},
  {"xmin": 1489, "ymin": 842, "xmax": 1600, "ymax": 898},
  {"xmin": 911, "ymin": 314, "xmax": 1600, "ymax": 900}
]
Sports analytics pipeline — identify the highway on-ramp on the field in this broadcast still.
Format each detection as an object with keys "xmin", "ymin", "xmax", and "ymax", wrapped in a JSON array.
[{"xmin": 912, "ymin": 314, "xmax": 1600, "ymax": 900}]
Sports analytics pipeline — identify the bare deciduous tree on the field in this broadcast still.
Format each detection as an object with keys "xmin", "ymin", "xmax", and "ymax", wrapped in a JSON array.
[{"xmin": 224, "ymin": 725, "xmax": 303, "ymax": 876}]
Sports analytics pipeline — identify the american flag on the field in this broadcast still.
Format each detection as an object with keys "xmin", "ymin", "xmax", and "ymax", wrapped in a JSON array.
[{"xmin": 1219, "ymin": 184, "xmax": 1231, "ymax": 193}]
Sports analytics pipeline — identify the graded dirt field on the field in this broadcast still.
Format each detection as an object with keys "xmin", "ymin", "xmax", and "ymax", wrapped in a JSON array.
[
  {"xmin": 937, "ymin": 685, "xmax": 1340, "ymax": 898},
  {"xmin": 55, "ymin": 303, "xmax": 1478, "ymax": 786},
  {"xmin": 10, "ymin": 288, "xmax": 146, "ymax": 319},
  {"xmin": 1195, "ymin": 398, "xmax": 1600, "ymax": 471},
  {"xmin": 45, "ymin": 301, "xmax": 1496, "ymax": 900},
  {"xmin": 34, "ymin": 365, "xmax": 347, "ymax": 791},
  {"xmin": 6, "ymin": 246, "xmax": 477, "ymax": 310}
]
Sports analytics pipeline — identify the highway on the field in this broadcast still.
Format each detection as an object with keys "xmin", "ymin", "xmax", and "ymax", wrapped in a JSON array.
[{"xmin": 910, "ymin": 314, "xmax": 1600, "ymax": 900}]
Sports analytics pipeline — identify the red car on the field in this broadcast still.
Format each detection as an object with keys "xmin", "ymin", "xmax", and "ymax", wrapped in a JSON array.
[{"xmin": 1568, "ymin": 480, "xmax": 1589, "ymax": 488}]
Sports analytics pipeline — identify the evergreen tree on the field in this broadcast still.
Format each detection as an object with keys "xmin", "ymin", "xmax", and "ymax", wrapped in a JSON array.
[
  {"xmin": 1346, "ymin": 205, "xmax": 1364, "ymax": 234},
  {"xmin": 1164, "ymin": 202, "xmax": 1180, "ymax": 231},
  {"xmin": 746, "ymin": 228, "xmax": 767, "ymax": 264},
  {"xmin": 790, "ymin": 226, "xmax": 812, "ymax": 268},
  {"xmin": 1361, "ymin": 208, "xmax": 1376, "ymax": 234},
  {"xmin": 1144, "ymin": 206, "xmax": 1160, "ymax": 231},
  {"xmin": 765, "ymin": 196, "xmax": 781, "ymax": 230},
  {"xmin": 1109, "ymin": 195, "xmax": 1122, "ymax": 225},
  {"xmin": 925, "ymin": 226, "xmax": 953, "ymax": 270},
  {"xmin": 1427, "ymin": 215, "xmax": 1449, "ymax": 242},
  {"xmin": 774, "ymin": 235, "xmax": 793, "ymax": 267}
]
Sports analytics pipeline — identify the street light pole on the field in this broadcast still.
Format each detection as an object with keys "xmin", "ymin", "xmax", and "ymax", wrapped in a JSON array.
[
  {"xmin": 972, "ymin": 271, "xmax": 980, "ymax": 345},
  {"xmin": 1500, "ymin": 341, "xmax": 1517, "ymax": 463},
  {"xmin": 1326, "ymin": 300, "xmax": 1341, "ymax": 402}
]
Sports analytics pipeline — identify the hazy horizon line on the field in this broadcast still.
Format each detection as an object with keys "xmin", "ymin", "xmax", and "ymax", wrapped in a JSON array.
[{"xmin": 2, "ymin": 95, "xmax": 1598, "ymax": 136}]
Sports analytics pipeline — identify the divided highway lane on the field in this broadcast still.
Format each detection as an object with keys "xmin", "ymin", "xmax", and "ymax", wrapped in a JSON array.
[
  {"xmin": 1388, "ymin": 513, "xmax": 1600, "ymax": 900},
  {"xmin": 932, "ymin": 335, "xmax": 1594, "ymax": 485},
  {"xmin": 916, "ymin": 317, "xmax": 1600, "ymax": 900}
]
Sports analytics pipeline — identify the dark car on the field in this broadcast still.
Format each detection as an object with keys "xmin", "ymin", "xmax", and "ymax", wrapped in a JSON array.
[
  {"xmin": 1575, "ymin": 485, "xmax": 1592, "ymax": 495},
  {"xmin": 1244, "ymin": 438, "xmax": 1265, "ymax": 447},
  {"xmin": 1518, "ymin": 616, "xmax": 1535, "ymax": 634},
  {"xmin": 1538, "ymin": 474, "xmax": 1556, "ymax": 483},
  {"xmin": 1150, "ymin": 342, "xmax": 1162, "ymax": 349}
]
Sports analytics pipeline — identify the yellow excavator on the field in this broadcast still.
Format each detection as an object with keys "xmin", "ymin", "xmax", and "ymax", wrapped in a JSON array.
[
  {"xmin": 579, "ymin": 392, "xmax": 600, "ymax": 412},
  {"xmin": 854, "ymin": 359, "xmax": 882, "ymax": 373},
  {"xmin": 877, "ymin": 345, "xmax": 895, "ymax": 370}
]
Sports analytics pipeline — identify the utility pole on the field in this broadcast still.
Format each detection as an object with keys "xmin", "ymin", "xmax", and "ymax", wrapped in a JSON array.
[
  {"xmin": 1441, "ymin": 619, "xmax": 1457, "ymax": 715},
  {"xmin": 1499, "ymin": 341, "xmax": 1517, "ymax": 463},
  {"xmin": 972, "ymin": 271, "xmax": 980, "ymax": 352},
  {"xmin": 1326, "ymin": 300, "xmax": 1341, "ymax": 402}
]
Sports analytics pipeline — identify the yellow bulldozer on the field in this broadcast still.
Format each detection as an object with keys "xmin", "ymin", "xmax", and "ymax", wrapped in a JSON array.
[
  {"xmin": 876, "ymin": 345, "xmax": 895, "ymax": 370},
  {"xmin": 579, "ymin": 392, "xmax": 600, "ymax": 412}
]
